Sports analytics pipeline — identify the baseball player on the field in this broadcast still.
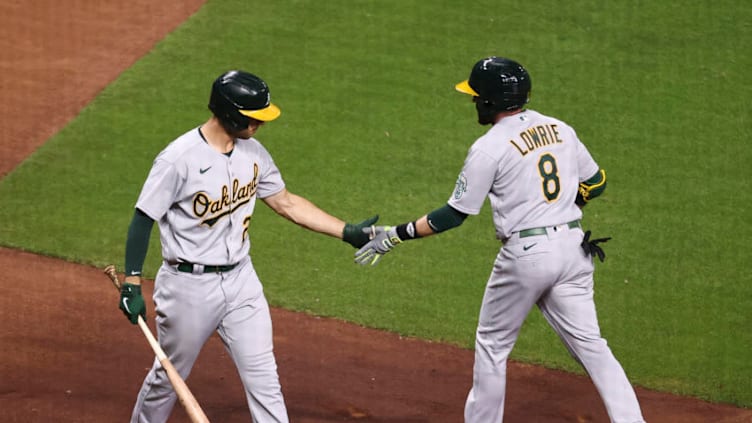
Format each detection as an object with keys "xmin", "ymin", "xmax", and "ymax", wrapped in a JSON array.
[
  {"xmin": 118, "ymin": 69, "xmax": 377, "ymax": 423},
  {"xmin": 355, "ymin": 57, "xmax": 646, "ymax": 423}
]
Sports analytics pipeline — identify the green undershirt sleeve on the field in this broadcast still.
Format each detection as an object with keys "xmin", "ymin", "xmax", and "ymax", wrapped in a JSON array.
[
  {"xmin": 125, "ymin": 208, "xmax": 155, "ymax": 277},
  {"xmin": 392, "ymin": 204, "xmax": 470, "ymax": 240},
  {"xmin": 426, "ymin": 204, "xmax": 468, "ymax": 233}
]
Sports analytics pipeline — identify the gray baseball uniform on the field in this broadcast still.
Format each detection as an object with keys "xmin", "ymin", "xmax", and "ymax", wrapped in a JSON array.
[
  {"xmin": 450, "ymin": 110, "xmax": 644, "ymax": 423},
  {"xmin": 130, "ymin": 127, "xmax": 288, "ymax": 423},
  {"xmin": 353, "ymin": 56, "xmax": 645, "ymax": 422}
]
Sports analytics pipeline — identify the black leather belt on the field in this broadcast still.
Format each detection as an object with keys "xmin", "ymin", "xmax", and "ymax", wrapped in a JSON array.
[
  {"xmin": 176, "ymin": 262, "xmax": 238, "ymax": 273},
  {"xmin": 519, "ymin": 220, "xmax": 580, "ymax": 238}
]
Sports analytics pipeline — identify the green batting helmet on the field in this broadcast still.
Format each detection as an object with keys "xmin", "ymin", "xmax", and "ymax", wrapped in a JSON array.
[
  {"xmin": 456, "ymin": 57, "xmax": 531, "ymax": 125},
  {"xmin": 208, "ymin": 70, "xmax": 281, "ymax": 131}
]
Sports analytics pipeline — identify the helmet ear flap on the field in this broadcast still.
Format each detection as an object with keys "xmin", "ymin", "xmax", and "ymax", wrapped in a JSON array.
[
  {"xmin": 224, "ymin": 108, "xmax": 251, "ymax": 132},
  {"xmin": 210, "ymin": 98, "xmax": 250, "ymax": 132},
  {"xmin": 474, "ymin": 97, "xmax": 499, "ymax": 125}
]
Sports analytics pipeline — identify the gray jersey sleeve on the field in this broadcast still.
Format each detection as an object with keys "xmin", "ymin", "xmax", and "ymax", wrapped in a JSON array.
[
  {"xmin": 254, "ymin": 141, "xmax": 285, "ymax": 199},
  {"xmin": 575, "ymin": 135, "xmax": 600, "ymax": 182},
  {"xmin": 447, "ymin": 147, "xmax": 498, "ymax": 215},
  {"xmin": 135, "ymin": 157, "xmax": 182, "ymax": 221}
]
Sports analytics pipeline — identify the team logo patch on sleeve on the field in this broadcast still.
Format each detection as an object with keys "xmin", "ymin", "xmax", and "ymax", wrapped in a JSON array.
[{"xmin": 453, "ymin": 173, "xmax": 467, "ymax": 200}]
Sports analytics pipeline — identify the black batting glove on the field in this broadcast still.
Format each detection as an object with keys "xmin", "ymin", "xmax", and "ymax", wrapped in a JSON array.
[{"xmin": 581, "ymin": 230, "xmax": 612, "ymax": 263}]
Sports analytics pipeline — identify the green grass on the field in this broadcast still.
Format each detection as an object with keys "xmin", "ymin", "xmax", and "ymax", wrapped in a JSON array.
[{"xmin": 1, "ymin": 0, "xmax": 751, "ymax": 406}]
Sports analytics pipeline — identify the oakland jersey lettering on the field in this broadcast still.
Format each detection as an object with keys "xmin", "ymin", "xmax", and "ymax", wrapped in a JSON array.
[
  {"xmin": 509, "ymin": 124, "xmax": 563, "ymax": 156},
  {"xmin": 193, "ymin": 163, "xmax": 260, "ymax": 227}
]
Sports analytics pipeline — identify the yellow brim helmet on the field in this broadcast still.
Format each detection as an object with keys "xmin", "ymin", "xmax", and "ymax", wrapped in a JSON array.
[
  {"xmin": 209, "ymin": 70, "xmax": 282, "ymax": 129},
  {"xmin": 239, "ymin": 103, "xmax": 281, "ymax": 122},
  {"xmin": 455, "ymin": 79, "xmax": 479, "ymax": 96}
]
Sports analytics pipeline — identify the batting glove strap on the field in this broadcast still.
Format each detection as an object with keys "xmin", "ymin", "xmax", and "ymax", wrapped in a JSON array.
[
  {"xmin": 354, "ymin": 226, "xmax": 403, "ymax": 266},
  {"xmin": 373, "ymin": 226, "xmax": 402, "ymax": 253}
]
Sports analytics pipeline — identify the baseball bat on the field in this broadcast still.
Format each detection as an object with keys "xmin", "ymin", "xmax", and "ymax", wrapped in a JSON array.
[{"xmin": 103, "ymin": 265, "xmax": 211, "ymax": 423}]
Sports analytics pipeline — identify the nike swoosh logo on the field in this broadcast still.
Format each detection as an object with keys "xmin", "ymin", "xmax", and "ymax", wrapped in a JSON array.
[
  {"xmin": 200, "ymin": 166, "xmax": 212, "ymax": 174},
  {"xmin": 523, "ymin": 243, "xmax": 537, "ymax": 251},
  {"xmin": 122, "ymin": 297, "xmax": 131, "ymax": 313}
]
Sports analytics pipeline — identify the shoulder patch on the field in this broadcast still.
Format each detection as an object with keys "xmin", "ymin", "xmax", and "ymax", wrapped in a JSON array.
[{"xmin": 453, "ymin": 172, "xmax": 467, "ymax": 200}]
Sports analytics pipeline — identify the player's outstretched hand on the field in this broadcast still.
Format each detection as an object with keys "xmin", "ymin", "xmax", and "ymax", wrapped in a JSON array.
[
  {"xmin": 342, "ymin": 215, "xmax": 379, "ymax": 248},
  {"xmin": 119, "ymin": 283, "xmax": 146, "ymax": 324},
  {"xmin": 354, "ymin": 225, "xmax": 402, "ymax": 266}
]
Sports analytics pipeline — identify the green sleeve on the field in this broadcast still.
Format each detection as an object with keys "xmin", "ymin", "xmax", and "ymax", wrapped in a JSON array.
[
  {"xmin": 394, "ymin": 204, "xmax": 468, "ymax": 240},
  {"xmin": 124, "ymin": 208, "xmax": 155, "ymax": 277},
  {"xmin": 426, "ymin": 204, "xmax": 468, "ymax": 233}
]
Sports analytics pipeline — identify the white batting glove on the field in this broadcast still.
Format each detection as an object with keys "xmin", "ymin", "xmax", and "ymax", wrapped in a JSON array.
[{"xmin": 354, "ymin": 226, "xmax": 402, "ymax": 266}]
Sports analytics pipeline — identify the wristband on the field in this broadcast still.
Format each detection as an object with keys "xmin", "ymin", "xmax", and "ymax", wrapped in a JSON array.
[{"xmin": 395, "ymin": 221, "xmax": 421, "ymax": 241}]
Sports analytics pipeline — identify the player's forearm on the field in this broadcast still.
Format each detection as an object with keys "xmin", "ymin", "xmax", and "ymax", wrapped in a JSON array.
[
  {"xmin": 394, "ymin": 204, "xmax": 468, "ymax": 240},
  {"xmin": 390, "ymin": 215, "xmax": 437, "ymax": 240},
  {"xmin": 276, "ymin": 192, "xmax": 346, "ymax": 238},
  {"xmin": 408, "ymin": 215, "xmax": 434, "ymax": 238}
]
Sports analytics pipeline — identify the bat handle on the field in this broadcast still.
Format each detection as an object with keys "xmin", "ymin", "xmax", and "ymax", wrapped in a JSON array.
[{"xmin": 103, "ymin": 265, "xmax": 122, "ymax": 290}]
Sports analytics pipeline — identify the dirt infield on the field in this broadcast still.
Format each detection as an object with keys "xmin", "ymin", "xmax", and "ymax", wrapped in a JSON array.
[{"xmin": 1, "ymin": 1, "xmax": 751, "ymax": 422}]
